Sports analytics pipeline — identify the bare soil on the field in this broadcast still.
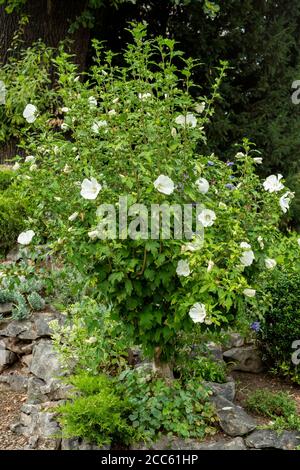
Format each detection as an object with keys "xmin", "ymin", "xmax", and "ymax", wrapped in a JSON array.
[{"xmin": 0, "ymin": 390, "xmax": 28, "ymax": 450}]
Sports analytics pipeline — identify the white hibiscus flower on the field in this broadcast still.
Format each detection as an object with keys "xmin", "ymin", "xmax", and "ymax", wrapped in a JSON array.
[
  {"xmin": 138, "ymin": 92, "xmax": 152, "ymax": 101},
  {"xmin": 263, "ymin": 174, "xmax": 284, "ymax": 193},
  {"xmin": 207, "ymin": 260, "xmax": 215, "ymax": 272},
  {"xmin": 195, "ymin": 177, "xmax": 209, "ymax": 194},
  {"xmin": 153, "ymin": 175, "xmax": 174, "ymax": 195},
  {"xmin": 171, "ymin": 127, "xmax": 177, "ymax": 138},
  {"xmin": 182, "ymin": 236, "xmax": 204, "ymax": 252},
  {"xmin": 25, "ymin": 155, "xmax": 35, "ymax": 163},
  {"xmin": 240, "ymin": 242, "xmax": 251, "ymax": 250},
  {"xmin": 23, "ymin": 104, "xmax": 38, "ymax": 123},
  {"xmin": 240, "ymin": 250, "xmax": 255, "ymax": 267},
  {"xmin": 265, "ymin": 258, "xmax": 277, "ymax": 269},
  {"xmin": 194, "ymin": 102, "xmax": 205, "ymax": 114},
  {"xmin": 279, "ymin": 191, "xmax": 294, "ymax": 214},
  {"xmin": 88, "ymin": 96, "xmax": 97, "ymax": 108},
  {"xmin": 198, "ymin": 209, "xmax": 216, "ymax": 227},
  {"xmin": 91, "ymin": 120, "xmax": 108, "ymax": 134},
  {"xmin": 235, "ymin": 152, "xmax": 245, "ymax": 159},
  {"xmin": 88, "ymin": 229, "xmax": 101, "ymax": 240},
  {"xmin": 243, "ymin": 288, "xmax": 256, "ymax": 298},
  {"xmin": 257, "ymin": 236, "xmax": 264, "ymax": 249},
  {"xmin": 189, "ymin": 303, "xmax": 207, "ymax": 323},
  {"xmin": 68, "ymin": 212, "xmax": 79, "ymax": 222},
  {"xmin": 176, "ymin": 260, "xmax": 191, "ymax": 277},
  {"xmin": 80, "ymin": 178, "xmax": 102, "ymax": 200},
  {"xmin": 17, "ymin": 230, "xmax": 35, "ymax": 245},
  {"xmin": 175, "ymin": 113, "xmax": 197, "ymax": 128},
  {"xmin": 12, "ymin": 162, "xmax": 20, "ymax": 171}
]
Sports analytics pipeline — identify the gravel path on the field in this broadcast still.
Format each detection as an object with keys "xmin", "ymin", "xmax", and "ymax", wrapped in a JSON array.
[{"xmin": 0, "ymin": 390, "xmax": 28, "ymax": 450}]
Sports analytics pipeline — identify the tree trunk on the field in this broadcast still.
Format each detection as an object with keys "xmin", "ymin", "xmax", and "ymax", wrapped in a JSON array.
[
  {"xmin": 0, "ymin": 0, "xmax": 90, "ymax": 69},
  {"xmin": 0, "ymin": 0, "xmax": 90, "ymax": 162},
  {"xmin": 153, "ymin": 347, "xmax": 174, "ymax": 380}
]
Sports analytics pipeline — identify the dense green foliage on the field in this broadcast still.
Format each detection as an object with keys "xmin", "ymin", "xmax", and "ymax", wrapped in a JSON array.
[
  {"xmin": 0, "ymin": 192, "xmax": 27, "ymax": 256},
  {"xmin": 58, "ymin": 369, "xmax": 217, "ymax": 445},
  {"xmin": 246, "ymin": 389, "xmax": 297, "ymax": 419},
  {"xmin": 246, "ymin": 389, "xmax": 300, "ymax": 431},
  {"xmin": 0, "ymin": 167, "xmax": 14, "ymax": 190},
  {"xmin": 259, "ymin": 271, "xmax": 300, "ymax": 384},
  {"xmin": 58, "ymin": 374, "xmax": 135, "ymax": 447},
  {"xmin": 118, "ymin": 368, "xmax": 217, "ymax": 441}
]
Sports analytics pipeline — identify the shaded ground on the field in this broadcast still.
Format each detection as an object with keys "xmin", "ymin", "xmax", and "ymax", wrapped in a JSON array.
[
  {"xmin": 0, "ymin": 390, "xmax": 28, "ymax": 450},
  {"xmin": 232, "ymin": 371, "xmax": 300, "ymax": 423},
  {"xmin": 0, "ymin": 370, "xmax": 300, "ymax": 449}
]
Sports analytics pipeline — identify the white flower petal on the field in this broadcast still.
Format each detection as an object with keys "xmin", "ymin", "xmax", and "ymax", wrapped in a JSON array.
[
  {"xmin": 176, "ymin": 260, "xmax": 190, "ymax": 277},
  {"xmin": 263, "ymin": 174, "xmax": 284, "ymax": 193},
  {"xmin": 80, "ymin": 178, "xmax": 102, "ymax": 200},
  {"xmin": 153, "ymin": 175, "xmax": 174, "ymax": 195},
  {"xmin": 195, "ymin": 177, "xmax": 209, "ymax": 194},
  {"xmin": 243, "ymin": 288, "xmax": 256, "ymax": 298},
  {"xmin": 189, "ymin": 303, "xmax": 207, "ymax": 323},
  {"xmin": 17, "ymin": 230, "xmax": 35, "ymax": 245},
  {"xmin": 23, "ymin": 104, "xmax": 38, "ymax": 123},
  {"xmin": 198, "ymin": 209, "xmax": 216, "ymax": 227},
  {"xmin": 265, "ymin": 258, "xmax": 277, "ymax": 269}
]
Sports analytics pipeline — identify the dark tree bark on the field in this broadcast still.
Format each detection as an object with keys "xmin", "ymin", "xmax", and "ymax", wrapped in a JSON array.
[
  {"xmin": 0, "ymin": 0, "xmax": 90, "ymax": 69},
  {"xmin": 0, "ymin": 4, "xmax": 20, "ymax": 65}
]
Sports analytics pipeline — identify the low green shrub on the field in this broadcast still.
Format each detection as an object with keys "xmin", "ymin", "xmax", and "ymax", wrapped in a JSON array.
[
  {"xmin": 57, "ymin": 374, "xmax": 135, "ymax": 447},
  {"xmin": 246, "ymin": 389, "xmax": 297, "ymax": 419},
  {"xmin": 259, "ymin": 271, "xmax": 300, "ymax": 384},
  {"xmin": 0, "ymin": 167, "xmax": 14, "ymax": 190},
  {"xmin": 246, "ymin": 389, "xmax": 300, "ymax": 431},
  {"xmin": 0, "ymin": 193, "xmax": 27, "ymax": 256},
  {"xmin": 118, "ymin": 369, "xmax": 217, "ymax": 441},
  {"xmin": 175, "ymin": 354, "xmax": 227, "ymax": 383},
  {"xmin": 50, "ymin": 298, "xmax": 130, "ymax": 375}
]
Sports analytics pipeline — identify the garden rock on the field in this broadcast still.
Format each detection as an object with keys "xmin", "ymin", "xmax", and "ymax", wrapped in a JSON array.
[
  {"xmin": 6, "ymin": 246, "xmax": 22, "ymax": 262},
  {"xmin": 212, "ymin": 396, "xmax": 257, "ymax": 436},
  {"xmin": 0, "ymin": 374, "xmax": 28, "ymax": 392},
  {"xmin": 132, "ymin": 436, "xmax": 246, "ymax": 450},
  {"xmin": 0, "ymin": 303, "xmax": 13, "ymax": 314},
  {"xmin": 196, "ymin": 437, "xmax": 246, "ymax": 450},
  {"xmin": 61, "ymin": 438, "xmax": 108, "ymax": 450},
  {"xmin": 0, "ymin": 320, "xmax": 30, "ymax": 339},
  {"xmin": 2, "ymin": 336, "xmax": 33, "ymax": 355},
  {"xmin": 30, "ymin": 339, "xmax": 63, "ymax": 382},
  {"xmin": 12, "ymin": 402, "xmax": 61, "ymax": 444},
  {"xmin": 223, "ymin": 345, "xmax": 264, "ymax": 373},
  {"xmin": 0, "ymin": 311, "xmax": 63, "ymax": 341},
  {"xmin": 245, "ymin": 430, "xmax": 300, "ymax": 450},
  {"xmin": 0, "ymin": 348, "xmax": 17, "ymax": 372},
  {"xmin": 27, "ymin": 377, "xmax": 47, "ymax": 403},
  {"xmin": 204, "ymin": 341, "xmax": 224, "ymax": 362},
  {"xmin": 204, "ymin": 380, "xmax": 235, "ymax": 402},
  {"xmin": 224, "ymin": 333, "xmax": 244, "ymax": 349}
]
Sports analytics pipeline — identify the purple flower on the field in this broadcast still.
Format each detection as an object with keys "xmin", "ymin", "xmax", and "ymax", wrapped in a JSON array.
[
  {"xmin": 225, "ymin": 183, "xmax": 236, "ymax": 190},
  {"xmin": 207, "ymin": 161, "xmax": 214, "ymax": 166},
  {"xmin": 226, "ymin": 161, "xmax": 234, "ymax": 166},
  {"xmin": 250, "ymin": 321, "xmax": 260, "ymax": 332}
]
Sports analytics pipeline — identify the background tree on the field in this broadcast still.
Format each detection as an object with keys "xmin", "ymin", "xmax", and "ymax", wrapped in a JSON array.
[{"xmin": 1, "ymin": 0, "xmax": 300, "ymax": 221}]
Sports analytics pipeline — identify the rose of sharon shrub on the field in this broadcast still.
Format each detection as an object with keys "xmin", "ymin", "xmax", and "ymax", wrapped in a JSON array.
[{"xmin": 10, "ymin": 24, "xmax": 297, "ymax": 369}]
